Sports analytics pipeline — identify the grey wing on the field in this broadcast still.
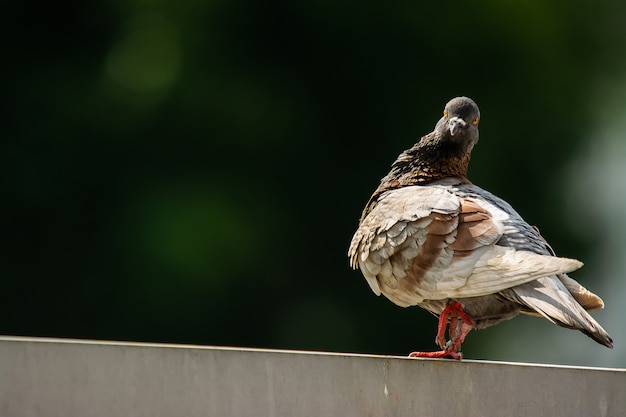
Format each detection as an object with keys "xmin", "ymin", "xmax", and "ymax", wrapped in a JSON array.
[
  {"xmin": 348, "ymin": 186, "xmax": 460, "ymax": 298},
  {"xmin": 452, "ymin": 184, "xmax": 550, "ymax": 254},
  {"xmin": 456, "ymin": 185, "xmax": 612, "ymax": 347},
  {"xmin": 349, "ymin": 185, "xmax": 583, "ymax": 306}
]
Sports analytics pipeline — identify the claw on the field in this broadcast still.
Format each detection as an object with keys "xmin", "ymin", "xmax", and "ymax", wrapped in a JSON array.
[
  {"xmin": 409, "ymin": 349, "xmax": 463, "ymax": 360},
  {"xmin": 409, "ymin": 301, "xmax": 474, "ymax": 360}
]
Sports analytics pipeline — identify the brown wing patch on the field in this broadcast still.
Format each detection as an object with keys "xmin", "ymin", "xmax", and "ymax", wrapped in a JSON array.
[
  {"xmin": 449, "ymin": 199, "xmax": 501, "ymax": 254},
  {"xmin": 398, "ymin": 213, "xmax": 458, "ymax": 289}
]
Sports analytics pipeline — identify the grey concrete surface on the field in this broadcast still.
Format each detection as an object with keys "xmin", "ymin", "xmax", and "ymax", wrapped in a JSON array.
[{"xmin": 0, "ymin": 336, "xmax": 624, "ymax": 417}]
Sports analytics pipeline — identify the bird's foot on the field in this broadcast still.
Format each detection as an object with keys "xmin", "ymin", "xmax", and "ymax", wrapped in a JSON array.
[
  {"xmin": 408, "ymin": 349, "xmax": 463, "ymax": 360},
  {"xmin": 414, "ymin": 301, "xmax": 473, "ymax": 360},
  {"xmin": 435, "ymin": 301, "xmax": 474, "ymax": 349}
]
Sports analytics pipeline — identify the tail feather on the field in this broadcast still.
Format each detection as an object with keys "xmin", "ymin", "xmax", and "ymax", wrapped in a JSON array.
[
  {"xmin": 502, "ymin": 276, "xmax": 613, "ymax": 348},
  {"xmin": 556, "ymin": 273, "xmax": 605, "ymax": 312}
]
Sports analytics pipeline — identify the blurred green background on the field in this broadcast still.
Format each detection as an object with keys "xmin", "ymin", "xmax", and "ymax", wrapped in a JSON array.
[{"xmin": 2, "ymin": 0, "xmax": 626, "ymax": 367}]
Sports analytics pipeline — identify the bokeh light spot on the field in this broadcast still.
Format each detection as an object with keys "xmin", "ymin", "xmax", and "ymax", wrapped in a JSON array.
[{"xmin": 106, "ymin": 14, "xmax": 181, "ymax": 94}]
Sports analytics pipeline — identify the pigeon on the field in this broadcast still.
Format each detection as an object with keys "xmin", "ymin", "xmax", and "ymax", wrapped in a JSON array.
[{"xmin": 348, "ymin": 96, "xmax": 612, "ymax": 359}]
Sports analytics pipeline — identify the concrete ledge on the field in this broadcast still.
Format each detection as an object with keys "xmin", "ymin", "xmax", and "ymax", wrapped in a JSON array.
[{"xmin": 0, "ymin": 336, "xmax": 624, "ymax": 417}]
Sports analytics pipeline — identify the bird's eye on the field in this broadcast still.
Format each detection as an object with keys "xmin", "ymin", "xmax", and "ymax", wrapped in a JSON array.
[
  {"xmin": 443, "ymin": 110, "xmax": 447, "ymax": 117},
  {"xmin": 472, "ymin": 117, "xmax": 479, "ymax": 125}
]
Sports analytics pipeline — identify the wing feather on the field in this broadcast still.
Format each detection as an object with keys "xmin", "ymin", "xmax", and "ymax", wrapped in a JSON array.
[{"xmin": 349, "ymin": 184, "xmax": 585, "ymax": 306}]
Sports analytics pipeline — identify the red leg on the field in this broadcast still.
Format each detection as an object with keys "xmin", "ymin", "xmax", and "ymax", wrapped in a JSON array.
[
  {"xmin": 448, "ymin": 315, "xmax": 459, "ymax": 348},
  {"xmin": 450, "ymin": 321, "xmax": 472, "ymax": 352},
  {"xmin": 435, "ymin": 302, "xmax": 453, "ymax": 349},
  {"xmin": 448, "ymin": 301, "xmax": 473, "ymax": 326},
  {"xmin": 408, "ymin": 301, "xmax": 473, "ymax": 360}
]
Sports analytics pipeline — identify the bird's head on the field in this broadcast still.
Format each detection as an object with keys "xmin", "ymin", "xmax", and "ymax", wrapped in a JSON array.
[
  {"xmin": 376, "ymin": 96, "xmax": 481, "ymax": 190},
  {"xmin": 434, "ymin": 96, "xmax": 480, "ymax": 152}
]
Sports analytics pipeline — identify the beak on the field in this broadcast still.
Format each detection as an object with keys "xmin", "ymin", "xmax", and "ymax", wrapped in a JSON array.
[{"xmin": 449, "ymin": 117, "xmax": 467, "ymax": 136}]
